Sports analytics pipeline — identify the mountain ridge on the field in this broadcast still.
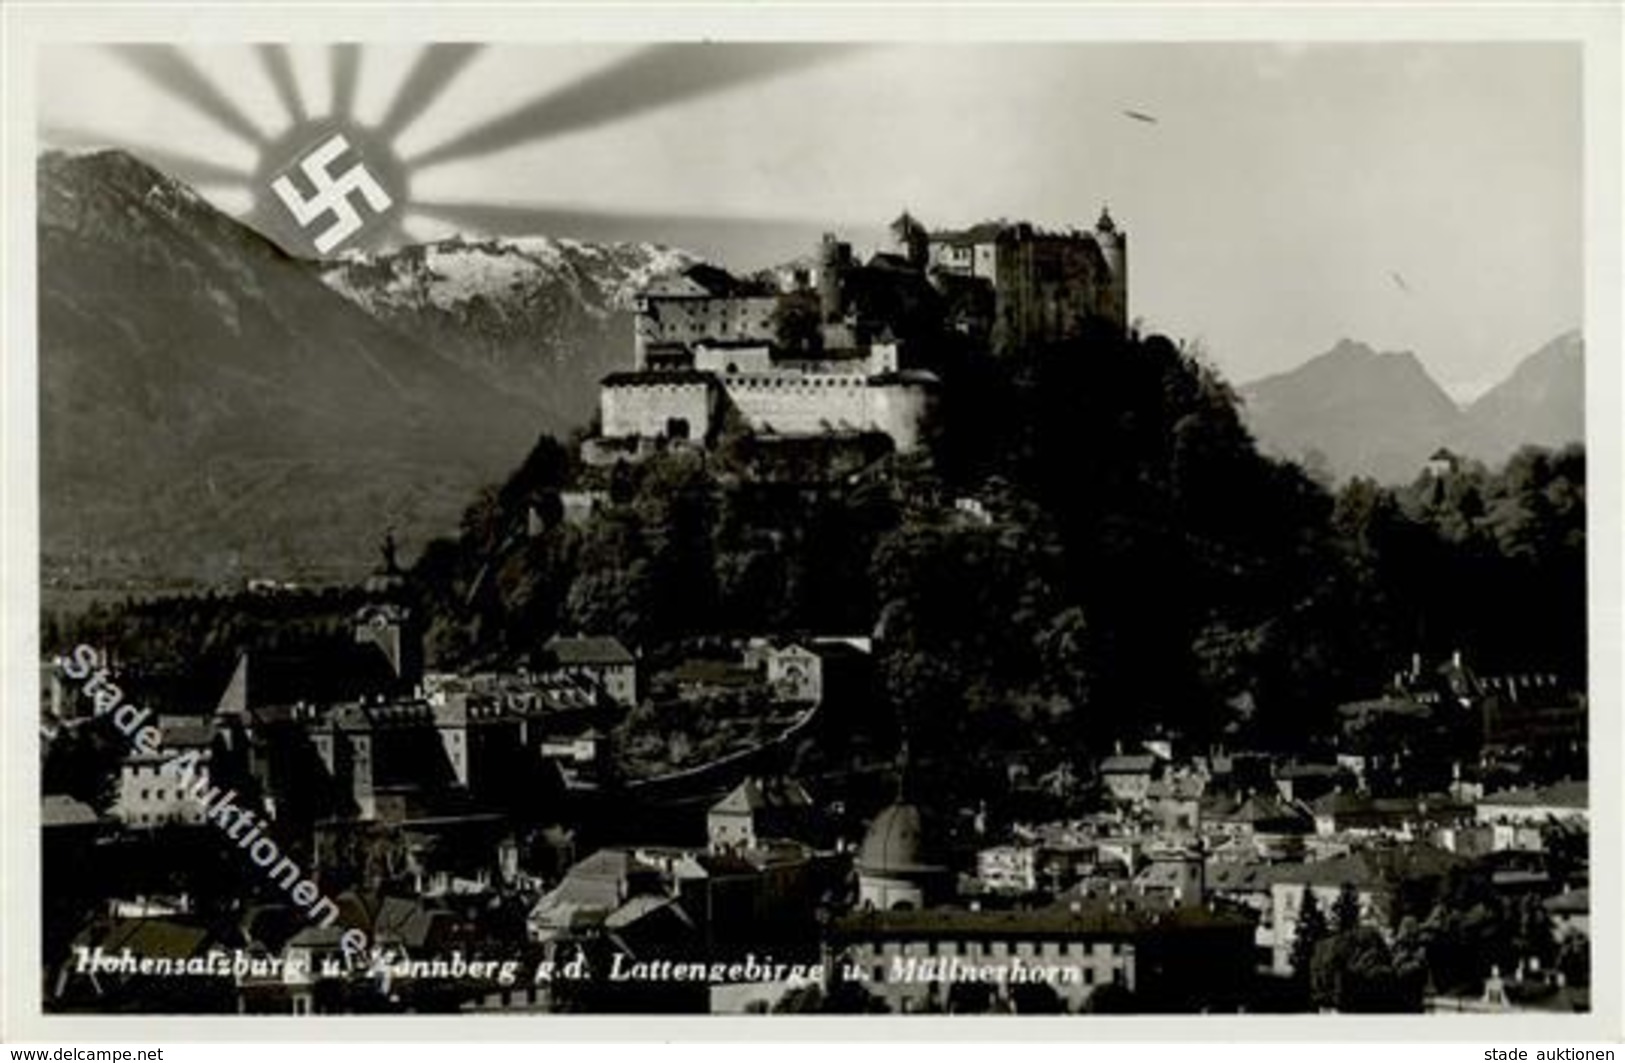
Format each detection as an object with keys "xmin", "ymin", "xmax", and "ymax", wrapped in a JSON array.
[
  {"xmin": 39, "ymin": 150, "xmax": 548, "ymax": 589},
  {"xmin": 317, "ymin": 234, "xmax": 702, "ymax": 428},
  {"xmin": 1239, "ymin": 332, "xmax": 1583, "ymax": 483}
]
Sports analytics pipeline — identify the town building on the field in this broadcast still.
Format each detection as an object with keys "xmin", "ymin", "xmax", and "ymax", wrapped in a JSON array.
[
  {"xmin": 541, "ymin": 635, "xmax": 638, "ymax": 708},
  {"xmin": 829, "ymin": 896, "xmax": 1253, "ymax": 1014},
  {"xmin": 706, "ymin": 776, "xmax": 817, "ymax": 853},
  {"xmin": 111, "ymin": 716, "xmax": 216, "ymax": 828}
]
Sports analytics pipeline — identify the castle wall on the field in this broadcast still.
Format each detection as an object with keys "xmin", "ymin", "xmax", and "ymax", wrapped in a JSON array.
[
  {"xmin": 601, "ymin": 379, "xmax": 718, "ymax": 442},
  {"xmin": 726, "ymin": 374, "xmax": 873, "ymax": 436},
  {"xmin": 694, "ymin": 343, "xmax": 775, "ymax": 374}
]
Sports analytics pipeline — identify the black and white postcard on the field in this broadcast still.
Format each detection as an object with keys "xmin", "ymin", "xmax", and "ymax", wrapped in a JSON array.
[{"xmin": 2, "ymin": 2, "xmax": 1620, "ymax": 1042}]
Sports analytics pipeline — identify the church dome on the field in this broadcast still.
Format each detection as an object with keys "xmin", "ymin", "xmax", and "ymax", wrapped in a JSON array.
[{"xmin": 857, "ymin": 803, "xmax": 945, "ymax": 875}]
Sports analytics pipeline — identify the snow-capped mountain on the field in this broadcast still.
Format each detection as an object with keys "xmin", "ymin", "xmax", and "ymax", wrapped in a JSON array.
[
  {"xmin": 38, "ymin": 149, "xmax": 543, "ymax": 588},
  {"xmin": 320, "ymin": 236, "xmax": 703, "ymax": 427}
]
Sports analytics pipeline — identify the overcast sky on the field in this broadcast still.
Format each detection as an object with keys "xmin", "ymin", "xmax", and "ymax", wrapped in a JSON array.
[{"xmin": 38, "ymin": 42, "xmax": 1581, "ymax": 399}]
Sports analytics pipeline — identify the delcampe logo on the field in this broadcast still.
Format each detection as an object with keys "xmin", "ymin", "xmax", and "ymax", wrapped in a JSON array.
[{"xmin": 269, "ymin": 133, "xmax": 394, "ymax": 255}]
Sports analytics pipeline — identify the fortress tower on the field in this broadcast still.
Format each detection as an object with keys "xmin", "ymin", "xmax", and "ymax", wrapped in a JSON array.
[
  {"xmin": 889, "ymin": 211, "xmax": 930, "ymax": 269},
  {"xmin": 1094, "ymin": 206, "xmax": 1128, "ymax": 327},
  {"xmin": 818, "ymin": 233, "xmax": 853, "ymax": 323}
]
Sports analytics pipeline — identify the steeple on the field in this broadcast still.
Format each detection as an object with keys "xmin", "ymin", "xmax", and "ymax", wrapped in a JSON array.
[
  {"xmin": 363, "ymin": 527, "xmax": 407, "ymax": 598},
  {"xmin": 1095, "ymin": 205, "xmax": 1117, "ymax": 235},
  {"xmin": 355, "ymin": 527, "xmax": 421, "ymax": 684}
]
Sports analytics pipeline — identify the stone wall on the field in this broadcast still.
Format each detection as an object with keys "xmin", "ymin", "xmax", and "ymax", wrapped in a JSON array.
[
  {"xmin": 726, "ymin": 374, "xmax": 873, "ymax": 436},
  {"xmin": 601, "ymin": 377, "xmax": 719, "ymax": 442}
]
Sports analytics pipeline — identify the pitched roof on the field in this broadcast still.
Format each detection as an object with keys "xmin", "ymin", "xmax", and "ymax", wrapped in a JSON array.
[
  {"xmin": 545, "ymin": 636, "xmax": 635, "ymax": 666},
  {"xmin": 666, "ymin": 658, "xmax": 760, "ymax": 688},
  {"xmin": 373, "ymin": 896, "xmax": 445, "ymax": 950},
  {"xmin": 711, "ymin": 776, "xmax": 813, "ymax": 816},
  {"xmin": 1204, "ymin": 861, "xmax": 1276, "ymax": 893},
  {"xmin": 834, "ymin": 900, "xmax": 1251, "ymax": 941},
  {"xmin": 1230, "ymin": 793, "xmax": 1312, "ymax": 829},
  {"xmin": 1269, "ymin": 845, "xmax": 1462, "ymax": 891},
  {"xmin": 88, "ymin": 918, "xmax": 210, "ymax": 960},
  {"xmin": 42, "ymin": 793, "xmax": 99, "ymax": 827},
  {"xmin": 676, "ymin": 852, "xmax": 760, "ymax": 879},
  {"xmin": 1275, "ymin": 761, "xmax": 1343, "ymax": 780},
  {"xmin": 1543, "ymin": 888, "xmax": 1588, "ymax": 915},
  {"xmin": 930, "ymin": 222, "xmax": 1007, "ymax": 244},
  {"xmin": 1148, "ymin": 775, "xmax": 1205, "ymax": 801},
  {"xmin": 156, "ymin": 715, "xmax": 215, "ymax": 749},
  {"xmin": 215, "ymin": 646, "xmax": 405, "ymax": 719},
  {"xmin": 285, "ymin": 925, "xmax": 353, "ymax": 949},
  {"xmin": 1478, "ymin": 780, "xmax": 1587, "ymax": 811},
  {"xmin": 569, "ymin": 848, "xmax": 660, "ymax": 883},
  {"xmin": 1100, "ymin": 754, "xmax": 1157, "ymax": 775}
]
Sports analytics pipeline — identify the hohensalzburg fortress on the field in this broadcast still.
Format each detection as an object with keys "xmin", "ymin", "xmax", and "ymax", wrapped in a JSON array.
[{"xmin": 591, "ymin": 208, "xmax": 1127, "ymax": 458}]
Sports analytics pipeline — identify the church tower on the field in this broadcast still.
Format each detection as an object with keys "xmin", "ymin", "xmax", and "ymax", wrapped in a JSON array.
[{"xmin": 353, "ymin": 530, "xmax": 422, "ymax": 686}]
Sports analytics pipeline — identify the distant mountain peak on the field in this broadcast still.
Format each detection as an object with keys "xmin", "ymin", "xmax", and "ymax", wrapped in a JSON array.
[{"xmin": 1240, "ymin": 332, "xmax": 1582, "ymax": 484}]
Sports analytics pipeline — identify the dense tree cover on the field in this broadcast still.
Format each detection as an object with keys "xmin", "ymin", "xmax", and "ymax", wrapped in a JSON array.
[
  {"xmin": 1310, "ymin": 928, "xmax": 1424, "ymax": 1012},
  {"xmin": 1391, "ymin": 864, "xmax": 1562, "ymax": 996},
  {"xmin": 1290, "ymin": 889, "xmax": 1330, "ymax": 980},
  {"xmin": 1334, "ymin": 445, "xmax": 1586, "ymax": 678},
  {"xmin": 47, "ymin": 325, "xmax": 1587, "ymax": 790},
  {"xmin": 47, "ymin": 586, "xmax": 380, "ymax": 711}
]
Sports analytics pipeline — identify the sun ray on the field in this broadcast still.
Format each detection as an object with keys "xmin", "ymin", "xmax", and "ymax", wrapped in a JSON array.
[
  {"xmin": 40, "ymin": 126, "xmax": 252, "ymax": 187},
  {"xmin": 105, "ymin": 45, "xmax": 269, "ymax": 147},
  {"xmin": 380, "ymin": 218, "xmax": 415, "ymax": 248},
  {"xmin": 408, "ymin": 42, "xmax": 866, "ymax": 171},
  {"xmin": 330, "ymin": 44, "xmax": 362, "ymax": 119},
  {"xmin": 396, "ymin": 216, "xmax": 436, "ymax": 245},
  {"xmin": 255, "ymin": 44, "xmax": 307, "ymax": 125},
  {"xmin": 376, "ymin": 44, "xmax": 485, "ymax": 140}
]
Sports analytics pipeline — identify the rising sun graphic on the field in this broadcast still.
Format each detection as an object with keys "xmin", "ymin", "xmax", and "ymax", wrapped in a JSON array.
[{"xmin": 47, "ymin": 43, "xmax": 861, "ymax": 259}]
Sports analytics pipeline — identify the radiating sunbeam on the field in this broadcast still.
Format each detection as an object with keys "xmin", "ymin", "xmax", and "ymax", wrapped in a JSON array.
[
  {"xmin": 409, "ymin": 42, "xmax": 866, "ymax": 170},
  {"xmin": 256, "ymin": 44, "xmax": 307, "ymax": 125},
  {"xmin": 41, "ymin": 126, "xmax": 251, "ymax": 187},
  {"xmin": 330, "ymin": 44, "xmax": 362, "ymax": 119},
  {"xmin": 380, "ymin": 218, "xmax": 414, "ymax": 248},
  {"xmin": 105, "ymin": 45, "xmax": 269, "ymax": 147},
  {"xmin": 376, "ymin": 43, "xmax": 485, "ymax": 140},
  {"xmin": 411, "ymin": 198, "xmax": 848, "ymax": 264}
]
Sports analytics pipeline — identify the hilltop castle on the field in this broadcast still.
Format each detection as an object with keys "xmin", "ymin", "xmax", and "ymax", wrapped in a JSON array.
[{"xmin": 592, "ymin": 208, "xmax": 1127, "ymax": 457}]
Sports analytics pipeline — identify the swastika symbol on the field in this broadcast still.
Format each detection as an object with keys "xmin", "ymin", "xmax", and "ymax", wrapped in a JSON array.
[{"xmin": 270, "ymin": 134, "xmax": 394, "ymax": 254}]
